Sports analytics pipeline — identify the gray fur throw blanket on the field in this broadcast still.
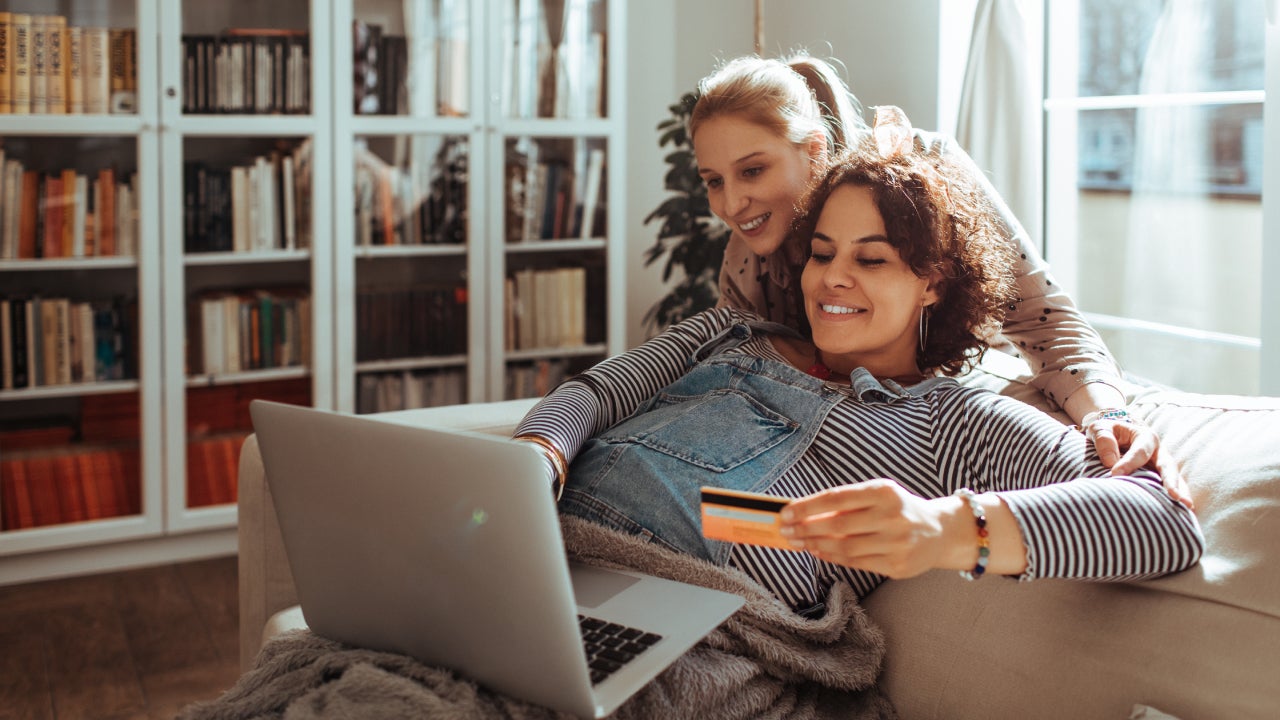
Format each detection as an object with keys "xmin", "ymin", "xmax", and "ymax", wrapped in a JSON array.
[{"xmin": 179, "ymin": 516, "xmax": 894, "ymax": 719}]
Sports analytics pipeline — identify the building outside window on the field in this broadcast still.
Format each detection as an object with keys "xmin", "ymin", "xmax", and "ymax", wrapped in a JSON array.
[{"xmin": 1043, "ymin": 0, "xmax": 1270, "ymax": 395}]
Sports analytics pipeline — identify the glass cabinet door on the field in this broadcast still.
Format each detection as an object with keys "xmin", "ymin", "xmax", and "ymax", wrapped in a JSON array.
[
  {"xmin": 159, "ymin": 0, "xmax": 329, "ymax": 529},
  {"xmin": 0, "ymin": 0, "xmax": 162, "ymax": 555}
]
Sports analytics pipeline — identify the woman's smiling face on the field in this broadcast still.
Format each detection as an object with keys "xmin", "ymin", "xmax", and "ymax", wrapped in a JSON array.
[
  {"xmin": 802, "ymin": 184, "xmax": 938, "ymax": 378},
  {"xmin": 694, "ymin": 115, "xmax": 820, "ymax": 257}
]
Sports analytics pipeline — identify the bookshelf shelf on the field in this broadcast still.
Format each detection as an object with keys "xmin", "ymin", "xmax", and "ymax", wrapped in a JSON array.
[
  {"xmin": 354, "ymin": 244, "xmax": 466, "ymax": 259},
  {"xmin": 506, "ymin": 238, "xmax": 607, "ymax": 253},
  {"xmin": 0, "ymin": 257, "xmax": 139, "ymax": 271},
  {"xmin": 184, "ymin": 366, "xmax": 311, "ymax": 388},
  {"xmin": 172, "ymin": 116, "xmax": 321, "ymax": 137},
  {"xmin": 183, "ymin": 250, "xmax": 311, "ymax": 266},
  {"xmin": 0, "ymin": 116, "xmax": 148, "ymax": 135},
  {"xmin": 0, "ymin": 379, "xmax": 142, "ymax": 401},
  {"xmin": 350, "ymin": 116, "xmax": 475, "ymax": 135}
]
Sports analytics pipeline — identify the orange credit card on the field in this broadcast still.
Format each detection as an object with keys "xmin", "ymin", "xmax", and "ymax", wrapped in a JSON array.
[{"xmin": 700, "ymin": 486, "xmax": 798, "ymax": 551}]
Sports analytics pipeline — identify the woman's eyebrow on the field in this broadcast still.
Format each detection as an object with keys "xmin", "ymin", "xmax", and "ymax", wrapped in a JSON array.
[{"xmin": 812, "ymin": 231, "xmax": 891, "ymax": 245}]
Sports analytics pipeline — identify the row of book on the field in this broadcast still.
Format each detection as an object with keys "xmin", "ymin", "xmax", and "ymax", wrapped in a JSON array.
[
  {"xmin": 1, "ymin": 447, "xmax": 142, "ymax": 530},
  {"xmin": 0, "ymin": 153, "xmax": 137, "ymax": 260},
  {"xmin": 185, "ymin": 377, "xmax": 311, "ymax": 437},
  {"xmin": 188, "ymin": 288, "xmax": 312, "ymax": 377},
  {"xmin": 1, "ymin": 295, "xmax": 134, "ymax": 391},
  {"xmin": 353, "ymin": 8, "xmax": 469, "ymax": 117},
  {"xmin": 354, "ymin": 136, "xmax": 466, "ymax": 247},
  {"xmin": 186, "ymin": 434, "xmax": 243, "ymax": 508},
  {"xmin": 184, "ymin": 139, "xmax": 314, "ymax": 253},
  {"xmin": 505, "ymin": 266, "xmax": 588, "ymax": 351},
  {"xmin": 506, "ymin": 358, "xmax": 570, "ymax": 400},
  {"xmin": 0, "ymin": 14, "xmax": 136, "ymax": 115},
  {"xmin": 502, "ymin": 0, "xmax": 606, "ymax": 120},
  {"xmin": 356, "ymin": 367, "xmax": 466, "ymax": 414},
  {"xmin": 182, "ymin": 31, "xmax": 311, "ymax": 115},
  {"xmin": 356, "ymin": 286, "xmax": 467, "ymax": 363},
  {"xmin": 505, "ymin": 139, "xmax": 605, "ymax": 243}
]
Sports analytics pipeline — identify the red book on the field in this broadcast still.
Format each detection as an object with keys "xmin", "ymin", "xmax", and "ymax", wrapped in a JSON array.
[
  {"xmin": 1, "ymin": 459, "xmax": 32, "ymax": 530},
  {"xmin": 25, "ymin": 455, "xmax": 62, "ymax": 527},
  {"xmin": 77, "ymin": 451, "xmax": 104, "ymax": 520},
  {"xmin": 53, "ymin": 452, "xmax": 87, "ymax": 523},
  {"xmin": 42, "ymin": 174, "xmax": 65, "ymax": 257},
  {"xmin": 96, "ymin": 167, "xmax": 115, "ymax": 256}
]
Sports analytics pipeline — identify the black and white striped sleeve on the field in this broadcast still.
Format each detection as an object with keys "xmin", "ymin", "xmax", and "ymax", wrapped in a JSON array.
[
  {"xmin": 960, "ymin": 392, "xmax": 1204, "ymax": 582},
  {"xmin": 512, "ymin": 308, "xmax": 749, "ymax": 462}
]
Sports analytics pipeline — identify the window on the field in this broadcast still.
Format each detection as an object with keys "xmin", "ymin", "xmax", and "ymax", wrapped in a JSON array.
[{"xmin": 1042, "ymin": 0, "xmax": 1272, "ymax": 395}]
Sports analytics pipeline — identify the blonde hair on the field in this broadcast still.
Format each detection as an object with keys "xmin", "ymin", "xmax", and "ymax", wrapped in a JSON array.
[{"xmin": 689, "ymin": 53, "xmax": 868, "ymax": 156}]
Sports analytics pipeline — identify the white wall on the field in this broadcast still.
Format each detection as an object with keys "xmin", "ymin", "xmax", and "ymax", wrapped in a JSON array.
[{"xmin": 624, "ymin": 0, "xmax": 946, "ymax": 347}]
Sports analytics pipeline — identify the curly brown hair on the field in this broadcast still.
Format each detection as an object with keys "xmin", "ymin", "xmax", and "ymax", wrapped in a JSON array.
[{"xmin": 784, "ymin": 137, "xmax": 1018, "ymax": 376}]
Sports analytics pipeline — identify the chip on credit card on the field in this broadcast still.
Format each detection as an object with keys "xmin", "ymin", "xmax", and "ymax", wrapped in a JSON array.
[{"xmin": 700, "ymin": 486, "xmax": 799, "ymax": 551}]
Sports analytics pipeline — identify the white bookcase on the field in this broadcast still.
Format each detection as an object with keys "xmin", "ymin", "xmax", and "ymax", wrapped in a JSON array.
[
  {"xmin": 332, "ymin": 0, "xmax": 626, "ymax": 414},
  {"xmin": 0, "ymin": 0, "xmax": 626, "ymax": 584}
]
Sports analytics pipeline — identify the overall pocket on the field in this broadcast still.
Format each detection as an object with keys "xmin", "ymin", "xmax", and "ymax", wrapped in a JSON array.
[{"xmin": 597, "ymin": 388, "xmax": 799, "ymax": 472}]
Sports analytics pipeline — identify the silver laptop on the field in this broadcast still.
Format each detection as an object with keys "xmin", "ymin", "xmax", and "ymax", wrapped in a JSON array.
[{"xmin": 249, "ymin": 400, "xmax": 744, "ymax": 719}]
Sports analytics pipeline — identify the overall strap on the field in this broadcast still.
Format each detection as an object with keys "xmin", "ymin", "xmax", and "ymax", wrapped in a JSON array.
[{"xmin": 689, "ymin": 320, "xmax": 802, "ymax": 365}]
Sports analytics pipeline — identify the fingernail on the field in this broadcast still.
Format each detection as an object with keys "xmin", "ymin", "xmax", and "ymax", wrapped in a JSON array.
[{"xmin": 779, "ymin": 525, "xmax": 794, "ymax": 537}]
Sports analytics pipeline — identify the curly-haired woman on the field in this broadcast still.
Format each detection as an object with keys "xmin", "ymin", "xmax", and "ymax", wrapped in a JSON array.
[{"xmin": 512, "ymin": 121, "xmax": 1203, "ymax": 609}]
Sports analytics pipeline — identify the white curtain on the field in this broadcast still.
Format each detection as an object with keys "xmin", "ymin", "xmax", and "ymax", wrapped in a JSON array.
[{"xmin": 956, "ymin": 0, "xmax": 1042, "ymax": 246}]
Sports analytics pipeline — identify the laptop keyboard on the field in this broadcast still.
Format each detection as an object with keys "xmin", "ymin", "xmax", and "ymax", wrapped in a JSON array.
[{"xmin": 578, "ymin": 615, "xmax": 663, "ymax": 685}]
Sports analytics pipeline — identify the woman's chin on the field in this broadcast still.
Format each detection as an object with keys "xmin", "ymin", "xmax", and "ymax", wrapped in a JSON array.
[{"xmin": 739, "ymin": 230, "xmax": 785, "ymax": 257}]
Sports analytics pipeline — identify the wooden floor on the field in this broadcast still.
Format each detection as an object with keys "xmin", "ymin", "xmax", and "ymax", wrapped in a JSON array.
[{"xmin": 0, "ymin": 555, "xmax": 240, "ymax": 720}]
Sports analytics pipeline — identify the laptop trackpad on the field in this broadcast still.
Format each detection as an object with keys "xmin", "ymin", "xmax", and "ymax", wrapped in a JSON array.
[{"xmin": 570, "ymin": 565, "xmax": 641, "ymax": 608}]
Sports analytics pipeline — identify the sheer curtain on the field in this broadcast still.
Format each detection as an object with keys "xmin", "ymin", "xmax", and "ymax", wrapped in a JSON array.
[{"xmin": 956, "ymin": 0, "xmax": 1042, "ymax": 245}]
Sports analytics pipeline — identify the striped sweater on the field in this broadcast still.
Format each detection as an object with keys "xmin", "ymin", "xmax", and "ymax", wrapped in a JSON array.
[{"xmin": 515, "ymin": 308, "xmax": 1204, "ymax": 609}]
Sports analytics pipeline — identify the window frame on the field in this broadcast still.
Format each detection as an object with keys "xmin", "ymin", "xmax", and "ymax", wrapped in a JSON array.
[{"xmin": 1039, "ymin": 0, "xmax": 1277, "ymax": 394}]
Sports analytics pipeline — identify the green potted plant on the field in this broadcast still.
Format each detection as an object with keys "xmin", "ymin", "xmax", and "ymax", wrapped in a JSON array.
[{"xmin": 641, "ymin": 91, "xmax": 732, "ymax": 334}]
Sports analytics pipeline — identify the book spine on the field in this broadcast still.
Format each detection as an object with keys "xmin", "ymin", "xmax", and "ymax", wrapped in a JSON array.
[
  {"xmin": 0, "ymin": 12, "xmax": 11, "ymax": 113},
  {"xmin": 66, "ymin": 26, "xmax": 83, "ymax": 114},
  {"xmin": 45, "ymin": 15, "xmax": 66, "ymax": 114},
  {"xmin": 11, "ymin": 14, "xmax": 30, "ymax": 114},
  {"xmin": 30, "ymin": 15, "xmax": 48, "ymax": 114},
  {"xmin": 83, "ymin": 27, "xmax": 109, "ymax": 114}
]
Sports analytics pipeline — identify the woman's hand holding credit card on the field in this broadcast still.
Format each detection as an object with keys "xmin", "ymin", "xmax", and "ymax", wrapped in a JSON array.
[{"xmin": 700, "ymin": 486, "xmax": 800, "ymax": 551}]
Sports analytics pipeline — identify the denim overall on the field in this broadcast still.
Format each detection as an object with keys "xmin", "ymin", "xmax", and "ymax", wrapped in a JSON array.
[{"xmin": 559, "ymin": 320, "xmax": 846, "ymax": 567}]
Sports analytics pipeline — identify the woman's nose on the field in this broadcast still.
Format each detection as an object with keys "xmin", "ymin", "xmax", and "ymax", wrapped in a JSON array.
[
  {"xmin": 723, "ymin": 181, "xmax": 749, "ymax": 217},
  {"xmin": 823, "ymin": 260, "xmax": 855, "ymax": 288}
]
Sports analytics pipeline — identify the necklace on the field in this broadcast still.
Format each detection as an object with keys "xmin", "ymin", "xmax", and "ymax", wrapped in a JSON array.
[{"xmin": 806, "ymin": 349, "xmax": 833, "ymax": 380}]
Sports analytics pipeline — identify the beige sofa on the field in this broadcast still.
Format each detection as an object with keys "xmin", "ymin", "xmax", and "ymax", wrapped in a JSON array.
[{"xmin": 237, "ymin": 363, "xmax": 1280, "ymax": 719}]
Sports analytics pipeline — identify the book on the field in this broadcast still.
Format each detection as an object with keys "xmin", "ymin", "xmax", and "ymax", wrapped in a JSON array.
[
  {"xmin": 45, "ymin": 15, "xmax": 66, "ymax": 114},
  {"xmin": 82, "ymin": 26, "xmax": 109, "ymax": 114},
  {"xmin": 580, "ymin": 147, "xmax": 605, "ymax": 239},
  {"xmin": 65, "ymin": 26, "xmax": 83, "ymax": 113},
  {"xmin": 0, "ymin": 298, "xmax": 8, "ymax": 388},
  {"xmin": 0, "ymin": 12, "xmax": 11, "ymax": 113},
  {"xmin": 10, "ymin": 13, "xmax": 30, "ymax": 114},
  {"xmin": 29, "ymin": 15, "xmax": 47, "ymax": 114},
  {"xmin": 108, "ymin": 28, "xmax": 136, "ymax": 113}
]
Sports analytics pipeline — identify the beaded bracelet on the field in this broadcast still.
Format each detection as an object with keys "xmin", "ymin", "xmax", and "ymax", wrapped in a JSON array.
[
  {"xmin": 953, "ymin": 488, "xmax": 989, "ymax": 581},
  {"xmin": 513, "ymin": 434, "xmax": 568, "ymax": 501},
  {"xmin": 1079, "ymin": 407, "xmax": 1140, "ymax": 434}
]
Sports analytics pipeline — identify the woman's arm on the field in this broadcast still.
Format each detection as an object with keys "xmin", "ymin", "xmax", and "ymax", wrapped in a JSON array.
[
  {"xmin": 779, "ymin": 391, "xmax": 1203, "ymax": 581},
  {"xmin": 513, "ymin": 307, "xmax": 751, "ymax": 467},
  {"xmin": 922, "ymin": 131, "xmax": 1190, "ymax": 504}
]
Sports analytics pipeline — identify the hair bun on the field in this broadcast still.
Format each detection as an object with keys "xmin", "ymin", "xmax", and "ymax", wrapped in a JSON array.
[{"xmin": 872, "ymin": 105, "xmax": 913, "ymax": 158}]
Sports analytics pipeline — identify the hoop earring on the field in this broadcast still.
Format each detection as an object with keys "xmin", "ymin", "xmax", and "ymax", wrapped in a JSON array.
[{"xmin": 918, "ymin": 306, "xmax": 930, "ymax": 353}]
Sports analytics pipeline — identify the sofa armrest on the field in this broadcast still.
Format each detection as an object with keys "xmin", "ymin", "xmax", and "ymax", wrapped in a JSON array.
[
  {"xmin": 237, "ymin": 433, "xmax": 300, "ymax": 671},
  {"xmin": 237, "ymin": 398, "xmax": 541, "ymax": 671}
]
